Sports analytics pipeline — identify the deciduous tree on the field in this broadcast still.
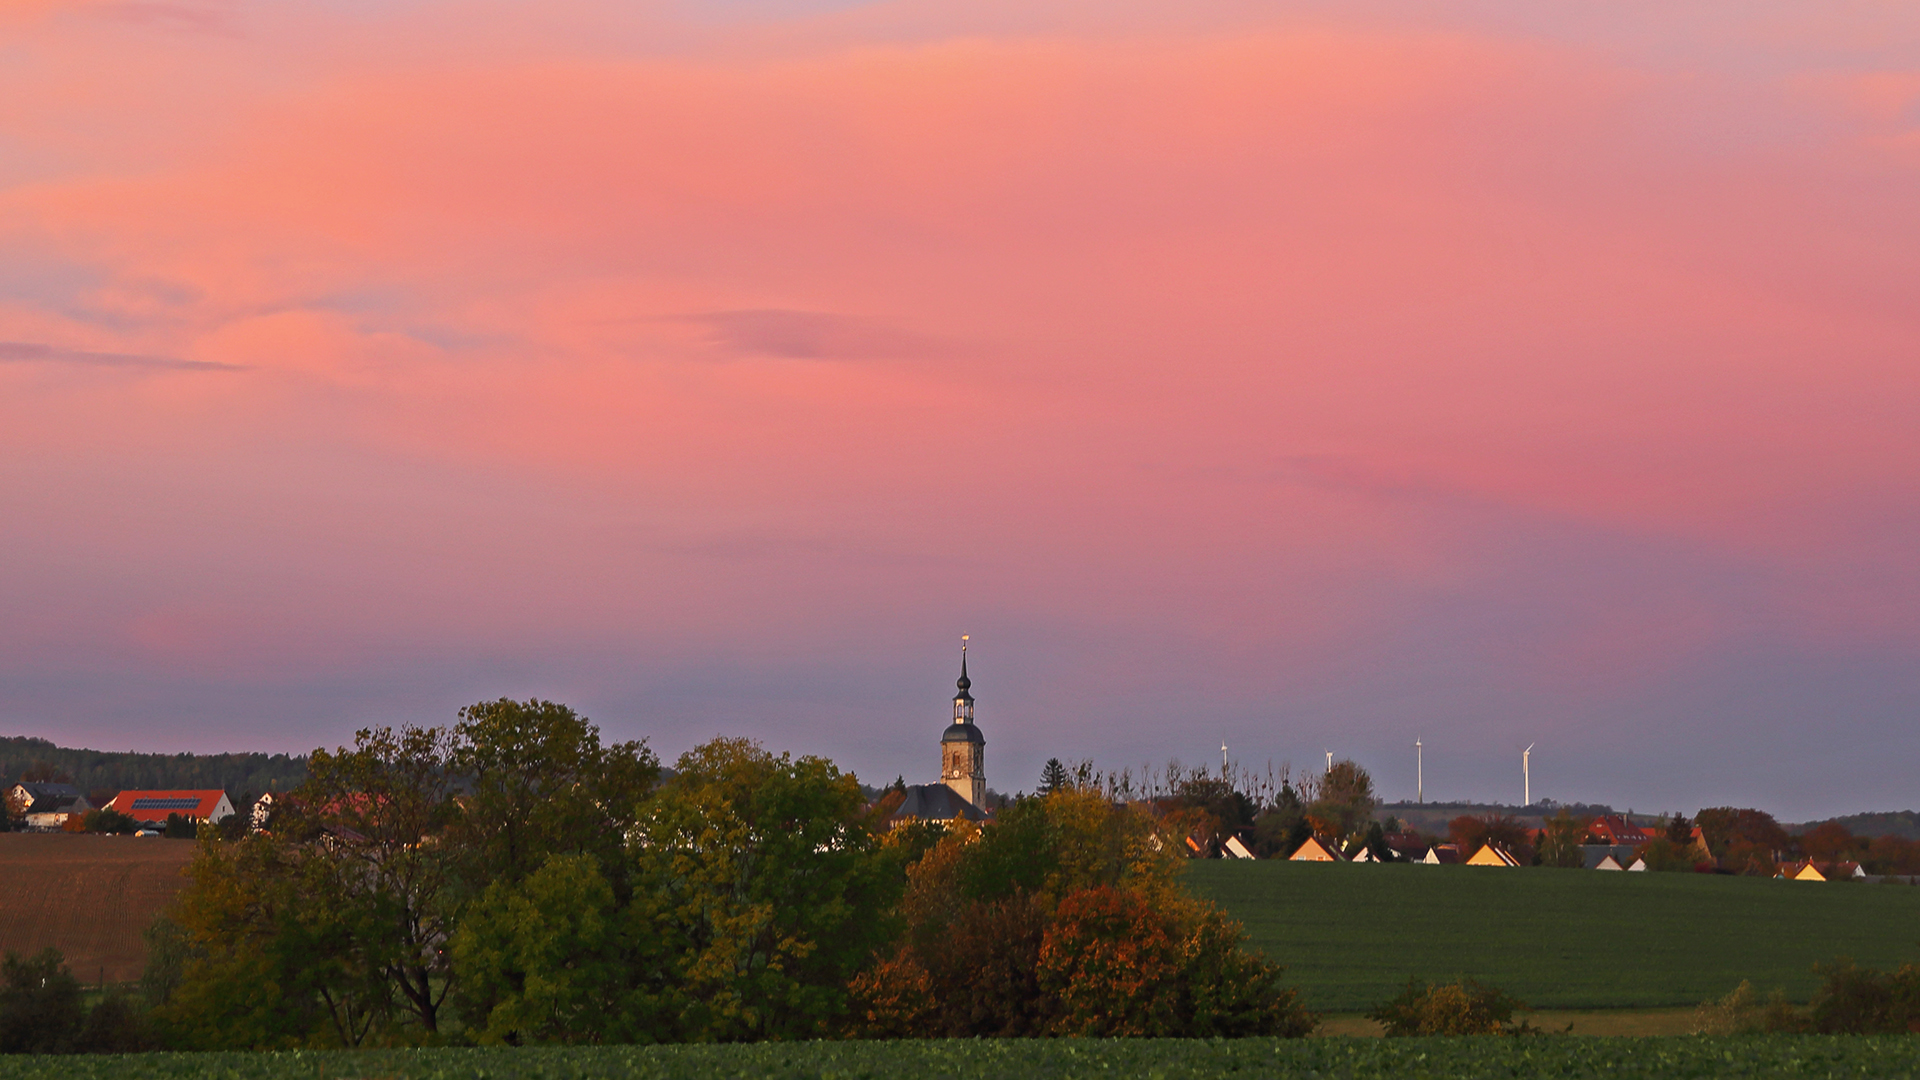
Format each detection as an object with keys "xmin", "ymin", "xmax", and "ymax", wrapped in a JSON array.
[{"xmin": 1536, "ymin": 809, "xmax": 1586, "ymax": 868}]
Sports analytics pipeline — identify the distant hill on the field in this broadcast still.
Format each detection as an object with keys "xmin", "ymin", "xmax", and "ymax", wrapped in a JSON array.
[
  {"xmin": 0, "ymin": 735, "xmax": 306, "ymax": 804},
  {"xmin": 1789, "ymin": 811, "xmax": 1920, "ymax": 840}
]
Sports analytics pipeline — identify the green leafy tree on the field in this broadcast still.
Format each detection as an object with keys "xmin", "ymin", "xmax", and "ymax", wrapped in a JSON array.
[
  {"xmin": 1305, "ymin": 760, "xmax": 1376, "ymax": 842},
  {"xmin": 629, "ymin": 737, "xmax": 904, "ymax": 1040},
  {"xmin": 152, "ymin": 831, "xmax": 389, "ymax": 1049},
  {"xmin": 452, "ymin": 853, "xmax": 653, "ymax": 1045},
  {"xmin": 1633, "ymin": 837, "xmax": 1700, "ymax": 872},
  {"xmin": 1537, "ymin": 809, "xmax": 1586, "ymax": 868},
  {"xmin": 448, "ymin": 698, "xmax": 660, "ymax": 893},
  {"xmin": 81, "ymin": 808, "xmax": 137, "ymax": 834},
  {"xmin": 296, "ymin": 725, "xmax": 463, "ymax": 1038}
]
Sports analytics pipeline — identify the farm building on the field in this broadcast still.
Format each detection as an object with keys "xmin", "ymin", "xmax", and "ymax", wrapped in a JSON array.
[
  {"xmin": 1290, "ymin": 836, "xmax": 1343, "ymax": 862},
  {"xmin": 14, "ymin": 782, "xmax": 93, "ymax": 829},
  {"xmin": 104, "ymin": 789, "xmax": 234, "ymax": 825},
  {"xmin": 9, "ymin": 780, "xmax": 85, "ymax": 810},
  {"xmin": 1466, "ymin": 843, "xmax": 1521, "ymax": 867},
  {"xmin": 1223, "ymin": 835, "xmax": 1256, "ymax": 860},
  {"xmin": 13, "ymin": 782, "xmax": 93, "ymax": 829}
]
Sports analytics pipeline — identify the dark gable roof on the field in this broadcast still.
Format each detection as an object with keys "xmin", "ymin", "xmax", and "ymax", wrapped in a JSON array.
[
  {"xmin": 17, "ymin": 782, "xmax": 85, "ymax": 808},
  {"xmin": 26, "ymin": 793, "xmax": 84, "ymax": 815},
  {"xmin": 888, "ymin": 783, "xmax": 986, "ymax": 823}
]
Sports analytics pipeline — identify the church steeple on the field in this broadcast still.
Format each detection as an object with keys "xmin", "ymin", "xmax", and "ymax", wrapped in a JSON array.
[
  {"xmin": 941, "ymin": 634, "xmax": 985, "ymax": 808},
  {"xmin": 953, "ymin": 634, "xmax": 974, "ymax": 723}
]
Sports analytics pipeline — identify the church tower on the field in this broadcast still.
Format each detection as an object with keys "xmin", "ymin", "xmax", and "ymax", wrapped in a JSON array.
[{"xmin": 940, "ymin": 635, "xmax": 986, "ymax": 809}]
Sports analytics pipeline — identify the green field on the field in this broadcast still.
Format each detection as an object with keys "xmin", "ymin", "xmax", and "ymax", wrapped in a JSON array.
[
  {"xmin": 1187, "ymin": 861, "xmax": 1920, "ymax": 1012},
  {"xmin": 6, "ymin": 1038, "xmax": 1920, "ymax": 1079}
]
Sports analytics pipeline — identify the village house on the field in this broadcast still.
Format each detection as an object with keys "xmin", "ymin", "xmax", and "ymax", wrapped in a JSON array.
[
  {"xmin": 1587, "ymin": 815, "xmax": 1653, "ymax": 845},
  {"xmin": 104, "ymin": 789, "xmax": 234, "ymax": 826},
  {"xmin": 1290, "ymin": 836, "xmax": 1344, "ymax": 862},
  {"xmin": 1776, "ymin": 860, "xmax": 1866, "ymax": 882},
  {"xmin": 10, "ymin": 781, "xmax": 92, "ymax": 830},
  {"xmin": 1465, "ymin": 843, "xmax": 1521, "ymax": 867}
]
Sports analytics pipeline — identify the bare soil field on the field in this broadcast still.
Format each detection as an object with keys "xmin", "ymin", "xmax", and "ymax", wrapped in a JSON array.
[{"xmin": 0, "ymin": 832, "xmax": 194, "ymax": 984}]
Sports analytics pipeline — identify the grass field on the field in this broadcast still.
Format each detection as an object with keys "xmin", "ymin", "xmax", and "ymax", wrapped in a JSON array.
[
  {"xmin": 1186, "ymin": 860, "xmax": 1920, "ymax": 1012},
  {"xmin": 4, "ymin": 1038, "xmax": 1919, "ymax": 1079},
  {"xmin": 0, "ymin": 832, "xmax": 194, "ymax": 983}
]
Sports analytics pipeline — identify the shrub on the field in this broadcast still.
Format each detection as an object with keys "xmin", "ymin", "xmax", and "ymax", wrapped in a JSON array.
[
  {"xmin": 81, "ymin": 809, "xmax": 137, "ymax": 835},
  {"xmin": 1808, "ymin": 959, "xmax": 1920, "ymax": 1034},
  {"xmin": 0, "ymin": 948, "xmax": 84, "ymax": 1054},
  {"xmin": 1368, "ymin": 978, "xmax": 1534, "ymax": 1036},
  {"xmin": 1691, "ymin": 980, "xmax": 1804, "ymax": 1034},
  {"xmin": 73, "ymin": 993, "xmax": 149, "ymax": 1053}
]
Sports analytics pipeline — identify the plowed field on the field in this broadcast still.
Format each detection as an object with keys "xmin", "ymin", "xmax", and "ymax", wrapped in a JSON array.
[{"xmin": 0, "ymin": 833, "xmax": 194, "ymax": 984}]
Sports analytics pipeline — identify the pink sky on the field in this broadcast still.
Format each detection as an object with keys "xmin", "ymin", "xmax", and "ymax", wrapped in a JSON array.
[{"xmin": 3, "ymin": 0, "xmax": 1917, "ymax": 817}]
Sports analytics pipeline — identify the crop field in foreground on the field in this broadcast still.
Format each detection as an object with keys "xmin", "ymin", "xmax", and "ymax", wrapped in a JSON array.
[
  {"xmin": 6, "ymin": 1037, "xmax": 1920, "ymax": 1079},
  {"xmin": 1186, "ymin": 860, "xmax": 1920, "ymax": 1011}
]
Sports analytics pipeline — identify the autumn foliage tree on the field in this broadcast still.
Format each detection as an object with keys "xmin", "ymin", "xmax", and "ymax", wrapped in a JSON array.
[
  {"xmin": 1449, "ymin": 814, "xmax": 1528, "ymax": 854},
  {"xmin": 849, "ymin": 789, "xmax": 1314, "ymax": 1038},
  {"xmin": 1696, "ymin": 807, "xmax": 1792, "ymax": 875}
]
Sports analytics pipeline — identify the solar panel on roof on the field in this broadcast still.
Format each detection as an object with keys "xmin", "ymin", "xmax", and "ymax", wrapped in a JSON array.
[{"xmin": 130, "ymin": 797, "xmax": 203, "ymax": 810}]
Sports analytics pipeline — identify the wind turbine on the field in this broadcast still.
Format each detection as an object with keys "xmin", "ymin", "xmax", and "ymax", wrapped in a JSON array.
[
  {"xmin": 1415, "ymin": 738, "xmax": 1423, "ymax": 804},
  {"xmin": 1523, "ymin": 743, "xmax": 1535, "ymax": 807}
]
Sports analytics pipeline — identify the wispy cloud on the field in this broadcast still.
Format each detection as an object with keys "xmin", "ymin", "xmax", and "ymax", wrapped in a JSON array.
[
  {"xmin": 0, "ymin": 342, "xmax": 243, "ymax": 371},
  {"xmin": 687, "ymin": 310, "xmax": 947, "ymax": 361}
]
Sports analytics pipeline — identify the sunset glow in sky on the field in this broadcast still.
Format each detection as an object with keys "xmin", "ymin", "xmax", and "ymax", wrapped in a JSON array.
[{"xmin": 4, "ymin": 0, "xmax": 1918, "ymax": 817}]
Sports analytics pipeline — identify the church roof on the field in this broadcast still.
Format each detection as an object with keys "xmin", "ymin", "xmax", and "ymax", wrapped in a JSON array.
[
  {"xmin": 941, "ymin": 722, "xmax": 984, "ymax": 745},
  {"xmin": 888, "ymin": 784, "xmax": 986, "ymax": 824}
]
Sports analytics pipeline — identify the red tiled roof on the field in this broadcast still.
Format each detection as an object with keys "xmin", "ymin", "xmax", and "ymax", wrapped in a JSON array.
[{"xmin": 106, "ymin": 790, "xmax": 227, "ymax": 823}]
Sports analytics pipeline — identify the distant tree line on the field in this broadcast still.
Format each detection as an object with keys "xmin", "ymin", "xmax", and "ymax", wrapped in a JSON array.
[
  {"xmin": 0, "ymin": 736, "xmax": 307, "ymax": 808},
  {"xmin": 1032, "ymin": 754, "xmax": 1384, "ymax": 861}
]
